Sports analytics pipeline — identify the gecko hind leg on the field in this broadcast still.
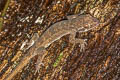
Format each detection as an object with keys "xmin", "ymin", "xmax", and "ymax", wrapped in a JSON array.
[
  {"xmin": 34, "ymin": 47, "xmax": 47, "ymax": 74},
  {"xmin": 69, "ymin": 32, "xmax": 87, "ymax": 52}
]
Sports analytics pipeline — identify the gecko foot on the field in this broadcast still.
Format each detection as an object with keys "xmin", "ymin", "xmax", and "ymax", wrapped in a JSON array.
[
  {"xmin": 71, "ymin": 38, "xmax": 87, "ymax": 52},
  {"xmin": 78, "ymin": 39, "xmax": 87, "ymax": 52},
  {"xmin": 69, "ymin": 32, "xmax": 87, "ymax": 52},
  {"xmin": 35, "ymin": 60, "xmax": 44, "ymax": 74},
  {"xmin": 33, "ymin": 47, "xmax": 46, "ymax": 74}
]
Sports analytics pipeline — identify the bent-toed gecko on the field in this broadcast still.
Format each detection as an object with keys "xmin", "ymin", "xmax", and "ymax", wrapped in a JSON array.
[{"xmin": 4, "ymin": 14, "xmax": 99, "ymax": 80}]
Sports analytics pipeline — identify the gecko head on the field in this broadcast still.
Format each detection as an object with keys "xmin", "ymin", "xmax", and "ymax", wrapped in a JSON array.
[{"xmin": 83, "ymin": 14, "xmax": 100, "ymax": 29}]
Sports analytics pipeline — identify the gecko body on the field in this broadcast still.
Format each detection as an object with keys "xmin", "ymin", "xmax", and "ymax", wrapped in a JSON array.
[{"xmin": 4, "ymin": 14, "xmax": 99, "ymax": 80}]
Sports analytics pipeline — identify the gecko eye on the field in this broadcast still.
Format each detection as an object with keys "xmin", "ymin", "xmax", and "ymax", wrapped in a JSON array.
[
  {"xmin": 84, "ymin": 23, "xmax": 91, "ymax": 28},
  {"xmin": 92, "ymin": 18, "xmax": 99, "ymax": 24}
]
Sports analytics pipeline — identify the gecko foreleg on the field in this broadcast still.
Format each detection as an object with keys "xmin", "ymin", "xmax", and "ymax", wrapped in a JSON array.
[{"xmin": 69, "ymin": 31, "xmax": 87, "ymax": 52}]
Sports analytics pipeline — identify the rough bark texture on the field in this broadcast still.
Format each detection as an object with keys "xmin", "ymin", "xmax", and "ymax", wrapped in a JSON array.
[{"xmin": 0, "ymin": 0, "xmax": 120, "ymax": 80}]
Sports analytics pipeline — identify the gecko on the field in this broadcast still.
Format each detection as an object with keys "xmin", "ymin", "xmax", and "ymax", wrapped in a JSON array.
[{"xmin": 4, "ymin": 14, "xmax": 99, "ymax": 80}]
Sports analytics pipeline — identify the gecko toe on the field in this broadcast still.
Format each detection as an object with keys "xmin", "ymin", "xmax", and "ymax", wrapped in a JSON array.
[{"xmin": 79, "ymin": 40, "xmax": 87, "ymax": 52}]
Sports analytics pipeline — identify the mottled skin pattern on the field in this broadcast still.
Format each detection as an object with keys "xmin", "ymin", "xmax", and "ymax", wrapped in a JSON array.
[{"xmin": 4, "ymin": 14, "xmax": 99, "ymax": 80}]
